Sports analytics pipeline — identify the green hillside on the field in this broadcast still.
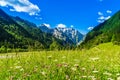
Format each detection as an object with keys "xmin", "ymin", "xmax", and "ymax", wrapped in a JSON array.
[{"xmin": 80, "ymin": 10, "xmax": 120, "ymax": 48}]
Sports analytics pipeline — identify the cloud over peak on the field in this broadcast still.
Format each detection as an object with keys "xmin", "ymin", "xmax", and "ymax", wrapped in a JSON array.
[
  {"xmin": 88, "ymin": 27, "xmax": 94, "ymax": 30},
  {"xmin": 0, "ymin": 0, "xmax": 40, "ymax": 16},
  {"xmin": 43, "ymin": 23, "xmax": 51, "ymax": 28},
  {"xmin": 56, "ymin": 24, "xmax": 66, "ymax": 28}
]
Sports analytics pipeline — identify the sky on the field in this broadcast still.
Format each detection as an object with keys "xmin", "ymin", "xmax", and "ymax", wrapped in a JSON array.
[{"xmin": 0, "ymin": 0, "xmax": 120, "ymax": 34}]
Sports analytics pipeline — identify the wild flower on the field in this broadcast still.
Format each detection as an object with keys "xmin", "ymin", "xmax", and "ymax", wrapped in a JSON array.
[
  {"xmin": 15, "ymin": 66, "xmax": 22, "ymax": 69},
  {"xmin": 17, "ymin": 61, "xmax": 20, "ymax": 64},
  {"xmin": 92, "ymin": 78, "xmax": 96, "ymax": 80},
  {"xmin": 23, "ymin": 73, "xmax": 30, "ymax": 78},
  {"xmin": 10, "ymin": 67, "xmax": 13, "ymax": 69},
  {"xmin": 88, "ymin": 76, "xmax": 96, "ymax": 80},
  {"xmin": 107, "ymin": 78, "xmax": 114, "ymax": 80},
  {"xmin": 62, "ymin": 56, "xmax": 66, "ymax": 59},
  {"xmin": 90, "ymin": 57, "xmax": 99, "ymax": 61},
  {"xmin": 20, "ymin": 68, "xmax": 24, "ymax": 71},
  {"xmin": 103, "ymin": 72, "xmax": 112, "ymax": 76},
  {"xmin": 41, "ymin": 71, "xmax": 46, "ymax": 76},
  {"xmin": 71, "ymin": 67, "xmax": 77, "ymax": 71},
  {"xmin": 88, "ymin": 76, "xmax": 95, "ymax": 78},
  {"xmin": 116, "ymin": 73, "xmax": 120, "ymax": 76},
  {"xmin": 9, "ymin": 76, "xmax": 14, "ymax": 80},
  {"xmin": 81, "ymin": 76, "xmax": 87, "ymax": 78},
  {"xmin": 47, "ymin": 55, "xmax": 52, "ymax": 59},
  {"xmin": 63, "ymin": 63, "xmax": 69, "ymax": 68},
  {"xmin": 54, "ymin": 59, "xmax": 58, "ymax": 62},
  {"xmin": 66, "ymin": 75, "xmax": 70, "ymax": 80},
  {"xmin": 92, "ymin": 70, "xmax": 99, "ymax": 73},
  {"xmin": 74, "ymin": 64, "xmax": 79, "ymax": 68},
  {"xmin": 81, "ymin": 67, "xmax": 86, "ymax": 71},
  {"xmin": 117, "ymin": 76, "xmax": 120, "ymax": 80}
]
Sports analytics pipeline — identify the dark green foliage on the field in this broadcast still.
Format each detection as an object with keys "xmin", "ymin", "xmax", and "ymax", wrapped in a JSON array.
[{"xmin": 80, "ymin": 10, "xmax": 120, "ymax": 49}]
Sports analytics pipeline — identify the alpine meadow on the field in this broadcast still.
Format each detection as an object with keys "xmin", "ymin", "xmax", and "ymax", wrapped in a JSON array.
[{"xmin": 0, "ymin": 0, "xmax": 120, "ymax": 80}]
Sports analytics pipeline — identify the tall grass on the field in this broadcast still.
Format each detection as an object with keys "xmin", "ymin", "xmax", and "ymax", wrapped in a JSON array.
[{"xmin": 0, "ymin": 43, "xmax": 120, "ymax": 80}]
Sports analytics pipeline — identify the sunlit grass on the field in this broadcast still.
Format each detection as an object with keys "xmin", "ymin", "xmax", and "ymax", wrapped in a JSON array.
[{"xmin": 0, "ymin": 43, "xmax": 120, "ymax": 80}]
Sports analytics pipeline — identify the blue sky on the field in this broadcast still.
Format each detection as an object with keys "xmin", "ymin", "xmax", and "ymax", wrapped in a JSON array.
[{"xmin": 0, "ymin": 0, "xmax": 120, "ymax": 34}]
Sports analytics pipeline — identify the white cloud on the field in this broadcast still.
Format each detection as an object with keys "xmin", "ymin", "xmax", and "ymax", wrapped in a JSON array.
[
  {"xmin": 56, "ymin": 24, "xmax": 66, "ymax": 28},
  {"xmin": 0, "ymin": 1, "xmax": 8, "ymax": 6},
  {"xmin": 105, "ymin": 16, "xmax": 111, "ymax": 20},
  {"xmin": 98, "ymin": 12, "xmax": 103, "ymax": 16},
  {"xmin": 98, "ymin": 16, "xmax": 105, "ymax": 20},
  {"xmin": 106, "ymin": 10, "xmax": 112, "ymax": 14},
  {"xmin": 43, "ymin": 23, "xmax": 51, "ymax": 28},
  {"xmin": 88, "ymin": 27, "xmax": 94, "ymax": 30},
  {"xmin": 70, "ymin": 25, "xmax": 74, "ymax": 28},
  {"xmin": 97, "ymin": 20, "xmax": 104, "ymax": 23},
  {"xmin": 97, "ymin": 16, "xmax": 111, "ymax": 23},
  {"xmin": 0, "ymin": 0, "xmax": 40, "ymax": 16},
  {"xmin": 97, "ymin": 10, "xmax": 112, "ymax": 23},
  {"xmin": 98, "ymin": 16, "xmax": 111, "ymax": 20}
]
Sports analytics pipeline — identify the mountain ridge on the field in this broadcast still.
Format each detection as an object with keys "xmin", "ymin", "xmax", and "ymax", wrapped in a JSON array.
[{"xmin": 39, "ymin": 24, "xmax": 84, "ymax": 44}]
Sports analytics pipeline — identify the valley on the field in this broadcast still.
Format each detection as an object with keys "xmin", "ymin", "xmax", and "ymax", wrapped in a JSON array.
[{"xmin": 0, "ymin": 0, "xmax": 120, "ymax": 79}]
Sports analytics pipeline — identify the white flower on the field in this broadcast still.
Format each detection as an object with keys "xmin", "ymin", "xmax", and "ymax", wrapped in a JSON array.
[
  {"xmin": 15, "ymin": 66, "xmax": 22, "ymax": 69},
  {"xmin": 54, "ymin": 59, "xmax": 58, "ymax": 62},
  {"xmin": 90, "ymin": 57, "xmax": 99, "ymax": 61},
  {"xmin": 103, "ymin": 72, "xmax": 112, "ymax": 76},
  {"xmin": 81, "ymin": 76, "xmax": 87, "ymax": 78},
  {"xmin": 92, "ymin": 70, "xmax": 99, "ymax": 73},
  {"xmin": 88, "ymin": 76, "xmax": 95, "ymax": 78},
  {"xmin": 62, "ymin": 56, "xmax": 66, "ymax": 59},
  {"xmin": 66, "ymin": 75, "xmax": 70, "ymax": 80},
  {"xmin": 88, "ymin": 76, "xmax": 96, "ymax": 80},
  {"xmin": 41, "ymin": 71, "xmax": 46, "ymax": 76},
  {"xmin": 81, "ymin": 67, "xmax": 86, "ymax": 71},
  {"xmin": 71, "ymin": 67, "xmax": 77, "ymax": 71},
  {"xmin": 74, "ymin": 64, "xmax": 79, "ymax": 67},
  {"xmin": 107, "ymin": 78, "xmax": 113, "ymax": 80},
  {"xmin": 116, "ymin": 73, "xmax": 120, "ymax": 76},
  {"xmin": 47, "ymin": 56, "xmax": 52, "ymax": 59},
  {"xmin": 117, "ymin": 76, "xmax": 120, "ymax": 80},
  {"xmin": 20, "ymin": 68, "xmax": 24, "ymax": 71}
]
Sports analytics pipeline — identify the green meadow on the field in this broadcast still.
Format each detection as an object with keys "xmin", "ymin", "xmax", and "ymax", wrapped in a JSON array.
[{"xmin": 0, "ymin": 43, "xmax": 120, "ymax": 80}]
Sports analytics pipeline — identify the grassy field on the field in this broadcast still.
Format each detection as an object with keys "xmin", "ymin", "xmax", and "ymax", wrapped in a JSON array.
[{"xmin": 0, "ymin": 43, "xmax": 120, "ymax": 80}]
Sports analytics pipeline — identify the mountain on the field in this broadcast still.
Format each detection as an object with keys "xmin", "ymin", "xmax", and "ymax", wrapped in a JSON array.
[
  {"xmin": 39, "ymin": 24, "xmax": 54, "ymax": 33},
  {"xmin": 80, "ymin": 10, "xmax": 120, "ymax": 48},
  {"xmin": 39, "ymin": 24, "xmax": 84, "ymax": 44},
  {"xmin": 0, "ymin": 8, "xmax": 69, "ymax": 51}
]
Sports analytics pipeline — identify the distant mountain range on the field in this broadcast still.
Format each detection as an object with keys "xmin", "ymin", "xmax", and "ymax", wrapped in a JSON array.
[
  {"xmin": 39, "ymin": 24, "xmax": 84, "ymax": 44},
  {"xmin": 0, "ymin": 8, "xmax": 78, "ymax": 51},
  {"xmin": 80, "ymin": 10, "xmax": 120, "ymax": 48}
]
